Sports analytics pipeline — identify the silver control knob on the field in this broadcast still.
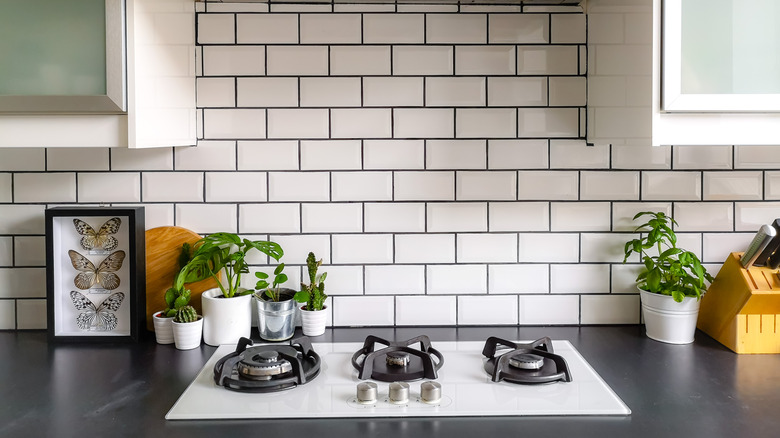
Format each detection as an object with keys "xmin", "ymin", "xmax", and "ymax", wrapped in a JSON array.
[
  {"xmin": 388, "ymin": 381, "xmax": 410, "ymax": 404},
  {"xmin": 420, "ymin": 381, "xmax": 442, "ymax": 404},
  {"xmin": 356, "ymin": 382, "xmax": 378, "ymax": 404}
]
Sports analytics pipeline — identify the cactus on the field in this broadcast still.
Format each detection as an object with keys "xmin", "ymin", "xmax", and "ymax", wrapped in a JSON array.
[
  {"xmin": 296, "ymin": 252, "xmax": 328, "ymax": 311},
  {"xmin": 174, "ymin": 305, "xmax": 198, "ymax": 323}
]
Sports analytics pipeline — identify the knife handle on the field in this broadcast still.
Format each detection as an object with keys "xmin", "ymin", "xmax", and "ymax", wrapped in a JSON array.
[{"xmin": 742, "ymin": 224, "xmax": 777, "ymax": 269}]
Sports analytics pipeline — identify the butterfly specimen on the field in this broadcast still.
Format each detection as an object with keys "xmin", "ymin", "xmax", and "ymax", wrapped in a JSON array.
[
  {"xmin": 73, "ymin": 217, "xmax": 122, "ymax": 251},
  {"xmin": 68, "ymin": 250, "xmax": 126, "ymax": 290},
  {"xmin": 69, "ymin": 291, "xmax": 125, "ymax": 331}
]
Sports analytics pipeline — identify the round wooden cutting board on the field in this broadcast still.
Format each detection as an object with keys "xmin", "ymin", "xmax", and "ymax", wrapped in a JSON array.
[{"xmin": 145, "ymin": 226, "xmax": 218, "ymax": 332}]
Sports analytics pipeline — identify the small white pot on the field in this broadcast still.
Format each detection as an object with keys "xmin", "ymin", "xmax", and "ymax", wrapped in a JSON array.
[
  {"xmin": 300, "ymin": 305, "xmax": 327, "ymax": 337},
  {"xmin": 640, "ymin": 289, "xmax": 701, "ymax": 344},
  {"xmin": 172, "ymin": 316, "xmax": 203, "ymax": 350},
  {"xmin": 201, "ymin": 288, "xmax": 252, "ymax": 346},
  {"xmin": 152, "ymin": 312, "xmax": 174, "ymax": 344}
]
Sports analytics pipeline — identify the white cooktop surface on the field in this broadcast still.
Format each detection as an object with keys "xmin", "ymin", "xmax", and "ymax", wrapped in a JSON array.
[{"xmin": 166, "ymin": 340, "xmax": 630, "ymax": 419}]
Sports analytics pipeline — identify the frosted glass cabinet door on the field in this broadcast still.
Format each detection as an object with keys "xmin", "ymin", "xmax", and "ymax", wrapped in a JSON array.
[{"xmin": 0, "ymin": 0, "xmax": 126, "ymax": 113}]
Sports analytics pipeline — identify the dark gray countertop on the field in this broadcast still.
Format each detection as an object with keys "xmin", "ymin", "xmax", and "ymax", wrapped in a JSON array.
[{"xmin": 2, "ymin": 326, "xmax": 779, "ymax": 438}]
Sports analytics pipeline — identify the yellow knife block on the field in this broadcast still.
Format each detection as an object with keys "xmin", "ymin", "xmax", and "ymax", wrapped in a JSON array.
[{"xmin": 698, "ymin": 252, "xmax": 780, "ymax": 354}]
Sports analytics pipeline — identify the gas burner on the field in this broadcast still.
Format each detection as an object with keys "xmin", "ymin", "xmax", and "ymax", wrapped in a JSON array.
[
  {"xmin": 214, "ymin": 336, "xmax": 321, "ymax": 392},
  {"xmin": 351, "ymin": 335, "xmax": 444, "ymax": 382},
  {"xmin": 482, "ymin": 337, "xmax": 573, "ymax": 384}
]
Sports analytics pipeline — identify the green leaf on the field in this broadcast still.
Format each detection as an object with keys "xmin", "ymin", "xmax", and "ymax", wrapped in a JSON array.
[
  {"xmin": 274, "ymin": 263, "xmax": 285, "ymax": 276},
  {"xmin": 164, "ymin": 287, "xmax": 176, "ymax": 308},
  {"xmin": 646, "ymin": 268, "xmax": 662, "ymax": 292},
  {"xmin": 275, "ymin": 273, "xmax": 288, "ymax": 285},
  {"xmin": 255, "ymin": 271, "xmax": 269, "ymax": 279},
  {"xmin": 294, "ymin": 290, "xmax": 309, "ymax": 303}
]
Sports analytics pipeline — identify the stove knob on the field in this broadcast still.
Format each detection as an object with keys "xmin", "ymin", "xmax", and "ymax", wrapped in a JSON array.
[
  {"xmin": 420, "ymin": 381, "xmax": 442, "ymax": 404},
  {"xmin": 356, "ymin": 382, "xmax": 378, "ymax": 404},
  {"xmin": 388, "ymin": 381, "xmax": 410, "ymax": 404}
]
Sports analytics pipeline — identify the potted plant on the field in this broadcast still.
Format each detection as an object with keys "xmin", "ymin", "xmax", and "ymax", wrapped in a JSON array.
[
  {"xmin": 623, "ymin": 211, "xmax": 714, "ymax": 344},
  {"xmin": 296, "ymin": 252, "xmax": 328, "ymax": 336},
  {"xmin": 253, "ymin": 263, "xmax": 297, "ymax": 341},
  {"xmin": 152, "ymin": 243, "xmax": 192, "ymax": 345},
  {"xmin": 182, "ymin": 232, "xmax": 283, "ymax": 346},
  {"xmin": 171, "ymin": 305, "xmax": 203, "ymax": 350}
]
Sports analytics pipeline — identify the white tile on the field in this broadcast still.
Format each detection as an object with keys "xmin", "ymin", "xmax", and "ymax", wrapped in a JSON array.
[
  {"xmin": 581, "ymin": 171, "xmax": 640, "ymax": 200},
  {"xmin": 78, "ymin": 173, "xmax": 141, "ymax": 203},
  {"xmin": 612, "ymin": 202, "xmax": 672, "ymax": 232},
  {"xmin": 365, "ymin": 203, "xmax": 425, "ymax": 232},
  {"xmin": 142, "ymin": 172, "xmax": 203, "ymax": 202},
  {"xmin": 490, "ymin": 264, "xmax": 549, "ymax": 294},
  {"xmin": 612, "ymin": 144, "xmax": 671, "ymax": 169},
  {"xmin": 455, "ymin": 46, "xmax": 515, "ymax": 75},
  {"xmin": 581, "ymin": 295, "xmax": 640, "ymax": 324},
  {"xmin": 366, "ymin": 265, "xmax": 426, "ymax": 295},
  {"xmin": 394, "ymin": 171, "xmax": 454, "ymax": 201},
  {"xmin": 587, "ymin": 13, "xmax": 624, "ymax": 44},
  {"xmin": 238, "ymin": 141, "xmax": 299, "ymax": 171},
  {"xmin": 457, "ymin": 233, "xmax": 517, "ymax": 263},
  {"xmin": 14, "ymin": 173, "xmax": 76, "ymax": 203},
  {"xmin": 674, "ymin": 146, "xmax": 733, "ymax": 170},
  {"xmin": 594, "ymin": 45, "xmax": 651, "ymax": 76},
  {"xmin": 489, "ymin": 202, "xmax": 549, "ymax": 232},
  {"xmin": 489, "ymin": 13, "xmax": 548, "ymax": 43},
  {"xmin": 612, "ymin": 264, "xmax": 643, "ymax": 294},
  {"xmin": 300, "ymin": 14, "xmax": 361, "ymax": 43},
  {"xmin": 427, "ymin": 14, "xmax": 486, "ymax": 43},
  {"xmin": 205, "ymin": 172, "xmax": 267, "ymax": 202},
  {"xmin": 111, "ymin": 148, "xmax": 173, "ymax": 171},
  {"xmin": 175, "ymin": 204, "xmax": 237, "ymax": 234},
  {"xmin": 551, "ymin": 202, "xmax": 611, "ymax": 232},
  {"xmin": 392, "ymin": 46, "xmax": 453, "ymax": 76},
  {"xmin": 363, "ymin": 140, "xmax": 424, "ymax": 170},
  {"xmin": 0, "ymin": 173, "xmax": 10, "ymax": 202},
  {"xmin": 457, "ymin": 108, "xmax": 517, "ymax": 138},
  {"xmin": 0, "ymin": 300, "xmax": 14, "ymax": 329},
  {"xmin": 703, "ymin": 172, "xmax": 762, "ymax": 201},
  {"xmin": 517, "ymin": 171, "xmax": 579, "ymax": 200},
  {"xmin": 331, "ymin": 109, "xmax": 392, "ymax": 139},
  {"xmin": 203, "ymin": 109, "xmax": 266, "ymax": 139},
  {"xmin": 735, "ymin": 145, "xmax": 780, "ymax": 169},
  {"xmin": 270, "ymin": 234, "xmax": 331, "ymax": 265},
  {"xmin": 456, "ymin": 171, "xmax": 516, "ymax": 201},
  {"xmin": 268, "ymin": 172, "xmax": 330, "ymax": 202},
  {"xmin": 176, "ymin": 141, "xmax": 236, "ymax": 171},
  {"xmin": 581, "ymin": 233, "xmax": 632, "ymax": 263},
  {"xmin": 549, "ymin": 77, "xmax": 587, "ymax": 106},
  {"xmin": 458, "ymin": 295, "xmax": 518, "ymax": 325},
  {"xmin": 428, "ymin": 265, "xmax": 487, "ymax": 294},
  {"xmin": 237, "ymin": 77, "xmax": 298, "ymax": 107},
  {"xmin": 138, "ymin": 204, "xmax": 174, "ymax": 229},
  {"xmin": 333, "ymin": 296, "xmax": 394, "ymax": 326},
  {"xmin": 396, "ymin": 296, "xmax": 457, "ymax": 326},
  {"xmin": 398, "ymin": 4, "xmax": 457, "ymax": 12},
  {"xmin": 518, "ymin": 108, "xmax": 579, "ymax": 138},
  {"xmin": 551, "ymin": 13, "xmax": 586, "ymax": 43},
  {"xmin": 364, "ymin": 14, "xmax": 424, "ymax": 43},
  {"xmin": 590, "ymin": 107, "xmax": 651, "ymax": 139},
  {"xmin": 332, "ymin": 234, "xmax": 393, "ymax": 264},
  {"xmin": 203, "ymin": 46, "xmax": 264, "ymax": 76},
  {"xmin": 0, "ymin": 268, "xmax": 46, "ymax": 298},
  {"xmin": 427, "ymin": 140, "xmax": 486, "ymax": 170},
  {"xmin": 0, "ymin": 149, "xmax": 45, "ymax": 171},
  {"xmin": 427, "ymin": 202, "xmax": 487, "ymax": 232},
  {"xmin": 239, "ymin": 203, "xmax": 300, "ymax": 234},
  {"xmin": 302, "ymin": 203, "xmax": 363, "ymax": 233},
  {"xmin": 332, "ymin": 172, "xmax": 393, "ymax": 201},
  {"xmin": 300, "ymin": 77, "xmax": 361, "ymax": 108},
  {"xmin": 237, "ymin": 14, "xmax": 298, "ymax": 43},
  {"xmin": 11, "ymin": 237, "xmax": 45, "ymax": 270},
  {"xmin": 488, "ymin": 140, "xmax": 548, "ymax": 170},
  {"xmin": 735, "ymin": 202, "xmax": 780, "ymax": 232},
  {"xmin": 642, "ymin": 172, "xmax": 701, "ymax": 200},
  {"xmin": 702, "ymin": 233, "xmax": 753, "ymax": 264},
  {"xmin": 767, "ymin": 172, "xmax": 780, "ymax": 200},
  {"xmin": 198, "ymin": 13, "xmax": 234, "ymax": 44},
  {"xmin": 518, "ymin": 295, "xmax": 579, "ymax": 325},
  {"xmin": 270, "ymin": 3, "xmax": 331, "ymax": 13},
  {"xmin": 331, "ymin": 46, "xmax": 391, "ymax": 75},
  {"xmin": 16, "ymin": 299, "xmax": 46, "ymax": 330},
  {"xmin": 487, "ymin": 77, "xmax": 547, "ymax": 107},
  {"xmin": 363, "ymin": 77, "xmax": 424, "ymax": 107},
  {"xmin": 517, "ymin": 46, "xmax": 578, "ymax": 75},
  {"xmin": 518, "ymin": 233, "xmax": 579, "ymax": 262},
  {"xmin": 300, "ymin": 140, "xmax": 362, "ymax": 170},
  {"xmin": 322, "ymin": 265, "xmax": 364, "ymax": 296},
  {"xmin": 673, "ymin": 203, "xmax": 734, "ymax": 232},
  {"xmin": 395, "ymin": 234, "xmax": 455, "ymax": 263},
  {"xmin": 588, "ymin": 76, "xmax": 627, "ymax": 107},
  {"xmin": 266, "ymin": 46, "xmax": 328, "ymax": 76},
  {"xmin": 550, "ymin": 264, "xmax": 610, "ymax": 294},
  {"xmin": 0, "ymin": 238, "xmax": 11, "ymax": 266},
  {"xmin": 426, "ymin": 77, "xmax": 486, "ymax": 107},
  {"xmin": 47, "ymin": 148, "xmax": 109, "ymax": 171},
  {"xmin": 267, "ymin": 109, "xmax": 329, "ymax": 139}
]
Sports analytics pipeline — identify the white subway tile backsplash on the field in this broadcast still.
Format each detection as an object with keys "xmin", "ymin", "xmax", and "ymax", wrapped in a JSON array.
[
  {"xmin": 594, "ymin": 45, "xmax": 651, "ymax": 76},
  {"xmin": 490, "ymin": 264, "xmax": 549, "ymax": 294},
  {"xmin": 394, "ymin": 171, "xmax": 454, "ymax": 201},
  {"xmin": 427, "ymin": 140, "xmax": 486, "ymax": 170},
  {"xmin": 767, "ymin": 172, "xmax": 780, "ymax": 200},
  {"xmin": 518, "ymin": 233, "xmax": 579, "ymax": 262},
  {"xmin": 0, "ymin": 238, "xmax": 11, "ymax": 266},
  {"xmin": 458, "ymin": 295, "xmax": 518, "ymax": 325},
  {"xmin": 47, "ymin": 148, "xmax": 109, "ymax": 171},
  {"xmin": 237, "ymin": 14, "xmax": 298, "ymax": 43},
  {"xmin": 300, "ymin": 140, "xmax": 362, "ymax": 170},
  {"xmin": 366, "ymin": 265, "xmax": 426, "ymax": 295},
  {"xmin": 300, "ymin": 14, "xmax": 361, "ymax": 44},
  {"xmin": 268, "ymin": 172, "xmax": 330, "ymax": 202},
  {"xmin": 487, "ymin": 77, "xmax": 547, "ymax": 107},
  {"xmin": 703, "ymin": 172, "xmax": 762, "ymax": 201},
  {"xmin": 518, "ymin": 108, "xmax": 579, "ymax": 138},
  {"xmin": 203, "ymin": 46, "xmax": 264, "ymax": 76},
  {"xmin": 488, "ymin": 140, "xmax": 549, "ymax": 170},
  {"xmin": 206, "ymin": 172, "xmax": 267, "ymax": 202},
  {"xmin": 302, "ymin": 203, "xmax": 363, "ymax": 233},
  {"xmin": 580, "ymin": 171, "xmax": 640, "ymax": 200},
  {"xmin": 392, "ymin": 46, "xmax": 453, "ymax": 76},
  {"xmin": 365, "ymin": 203, "xmax": 425, "ymax": 232},
  {"xmin": 331, "ymin": 109, "xmax": 392, "ymax": 139},
  {"xmin": 674, "ymin": 203, "xmax": 734, "ymax": 232},
  {"xmin": 735, "ymin": 202, "xmax": 780, "ymax": 232},
  {"xmin": 333, "ymin": 296, "xmax": 394, "ymax": 326},
  {"xmin": 551, "ymin": 202, "xmax": 611, "ymax": 232},
  {"xmin": 16, "ymin": 299, "xmax": 46, "ymax": 330},
  {"xmin": 0, "ymin": 268, "xmax": 46, "ymax": 298},
  {"xmin": 489, "ymin": 202, "xmax": 549, "ymax": 232},
  {"xmin": 111, "ymin": 148, "xmax": 173, "ymax": 171},
  {"xmin": 0, "ymin": 300, "xmax": 13, "ymax": 329},
  {"xmin": 549, "ymin": 77, "xmax": 587, "ymax": 107},
  {"xmin": 457, "ymin": 171, "xmax": 516, "ymax": 201},
  {"xmin": 426, "ymin": 77, "xmax": 486, "ymax": 107},
  {"xmin": 517, "ymin": 171, "xmax": 579, "ymax": 200},
  {"xmin": 14, "ymin": 173, "xmax": 76, "ymax": 203},
  {"xmin": 363, "ymin": 140, "xmax": 425, "ymax": 170},
  {"xmin": 674, "ymin": 146, "xmax": 733, "ymax": 170},
  {"xmin": 735, "ymin": 145, "xmax": 780, "ymax": 169},
  {"xmin": 489, "ymin": 14, "xmax": 548, "ymax": 43},
  {"xmin": 581, "ymin": 232, "xmax": 631, "ymax": 263},
  {"xmin": 363, "ymin": 14, "xmax": 424, "ymax": 43},
  {"xmin": 587, "ymin": 13, "xmax": 624, "ymax": 44},
  {"xmin": 611, "ymin": 264, "xmax": 643, "ymax": 294},
  {"xmin": 519, "ymin": 295, "xmax": 579, "ymax": 325},
  {"xmin": 332, "ymin": 172, "xmax": 392, "ymax": 201},
  {"xmin": 428, "ymin": 265, "xmax": 487, "ymax": 295},
  {"xmin": 267, "ymin": 109, "xmax": 329, "ymax": 139},
  {"xmin": 203, "ymin": 109, "xmax": 266, "ymax": 139},
  {"xmin": 455, "ymin": 46, "xmax": 515, "ymax": 75},
  {"xmin": 0, "ymin": 149, "xmax": 45, "ymax": 171},
  {"xmin": 457, "ymin": 108, "xmax": 517, "ymax": 139},
  {"xmin": 581, "ymin": 295, "xmax": 640, "ymax": 324},
  {"xmin": 457, "ymin": 233, "xmax": 517, "ymax": 263},
  {"xmin": 611, "ymin": 144, "xmax": 671, "ymax": 169},
  {"xmin": 612, "ymin": 202, "xmax": 672, "ymax": 232},
  {"xmin": 238, "ymin": 141, "xmax": 299, "ymax": 171},
  {"xmin": 427, "ymin": 14, "xmax": 486, "ymax": 43},
  {"xmin": 238, "ymin": 77, "xmax": 298, "ymax": 107},
  {"xmin": 322, "ymin": 265, "xmax": 364, "ymax": 296},
  {"xmin": 142, "ymin": 172, "xmax": 203, "ymax": 202},
  {"xmin": 300, "ymin": 77, "xmax": 361, "ymax": 108},
  {"xmin": 363, "ymin": 77, "xmax": 424, "ymax": 107},
  {"xmin": 78, "ymin": 173, "xmax": 141, "ymax": 203},
  {"xmin": 270, "ymin": 234, "xmax": 331, "ymax": 264},
  {"xmin": 176, "ymin": 204, "xmax": 237, "ymax": 233},
  {"xmin": 550, "ymin": 264, "xmax": 610, "ymax": 294},
  {"xmin": 136, "ymin": 204, "xmax": 174, "ymax": 229},
  {"xmin": 393, "ymin": 109, "xmax": 454, "ymax": 138},
  {"xmin": 517, "ymin": 46, "xmax": 578, "ymax": 75},
  {"xmin": 0, "ymin": 173, "xmax": 11, "ymax": 203},
  {"xmin": 239, "ymin": 203, "xmax": 301, "ymax": 234},
  {"xmin": 642, "ymin": 172, "xmax": 702, "ymax": 201},
  {"xmin": 331, "ymin": 46, "xmax": 391, "ymax": 75},
  {"xmin": 428, "ymin": 202, "xmax": 487, "ymax": 232},
  {"xmin": 395, "ymin": 234, "xmax": 455, "ymax": 263},
  {"xmin": 198, "ymin": 13, "xmax": 234, "ymax": 44},
  {"xmin": 702, "ymin": 233, "xmax": 752, "ymax": 264},
  {"xmin": 396, "ymin": 296, "xmax": 457, "ymax": 326},
  {"xmin": 332, "ymin": 234, "xmax": 393, "ymax": 264},
  {"xmin": 551, "ymin": 13, "xmax": 586, "ymax": 43},
  {"xmin": 266, "ymin": 46, "xmax": 328, "ymax": 76},
  {"xmin": 176, "ymin": 141, "xmax": 236, "ymax": 171}
]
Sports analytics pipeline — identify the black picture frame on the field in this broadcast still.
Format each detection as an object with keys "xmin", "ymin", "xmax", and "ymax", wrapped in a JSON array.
[{"xmin": 45, "ymin": 207, "xmax": 145, "ymax": 342}]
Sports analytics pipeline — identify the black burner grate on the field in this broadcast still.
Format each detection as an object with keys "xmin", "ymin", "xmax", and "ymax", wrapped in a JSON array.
[
  {"xmin": 351, "ymin": 335, "xmax": 444, "ymax": 382},
  {"xmin": 482, "ymin": 336, "xmax": 573, "ymax": 384}
]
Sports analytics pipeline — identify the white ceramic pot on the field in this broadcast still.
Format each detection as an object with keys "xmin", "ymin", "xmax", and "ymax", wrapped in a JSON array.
[
  {"xmin": 201, "ymin": 288, "xmax": 252, "ymax": 346},
  {"xmin": 300, "ymin": 305, "xmax": 327, "ymax": 337},
  {"xmin": 640, "ymin": 289, "xmax": 701, "ymax": 344},
  {"xmin": 152, "ymin": 312, "xmax": 174, "ymax": 344},
  {"xmin": 172, "ymin": 316, "xmax": 203, "ymax": 350}
]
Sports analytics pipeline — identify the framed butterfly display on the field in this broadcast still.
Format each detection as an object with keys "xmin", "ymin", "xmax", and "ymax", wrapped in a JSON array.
[{"xmin": 45, "ymin": 207, "xmax": 145, "ymax": 342}]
